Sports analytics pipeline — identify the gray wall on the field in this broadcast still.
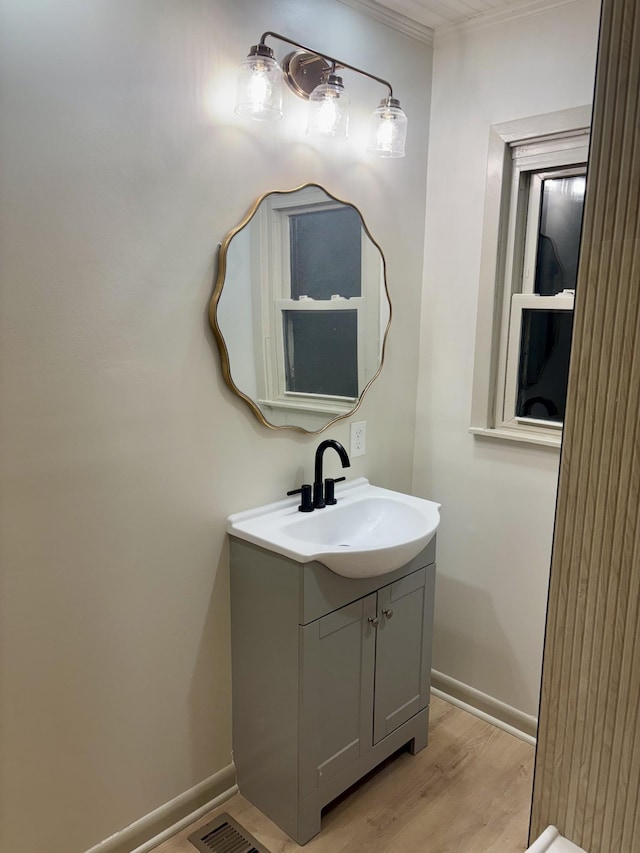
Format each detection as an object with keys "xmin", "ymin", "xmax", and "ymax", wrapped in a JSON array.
[{"xmin": 0, "ymin": 2, "xmax": 432, "ymax": 851}]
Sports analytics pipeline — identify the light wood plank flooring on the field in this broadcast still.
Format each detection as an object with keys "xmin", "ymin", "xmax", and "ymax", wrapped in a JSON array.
[{"xmin": 154, "ymin": 697, "xmax": 534, "ymax": 853}]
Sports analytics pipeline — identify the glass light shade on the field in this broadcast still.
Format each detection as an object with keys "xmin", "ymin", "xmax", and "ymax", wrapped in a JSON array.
[
  {"xmin": 306, "ymin": 74, "xmax": 349, "ymax": 139},
  {"xmin": 368, "ymin": 97, "xmax": 408, "ymax": 158},
  {"xmin": 235, "ymin": 45, "xmax": 284, "ymax": 121}
]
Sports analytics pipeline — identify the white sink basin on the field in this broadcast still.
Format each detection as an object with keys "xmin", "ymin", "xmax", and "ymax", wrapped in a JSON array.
[{"xmin": 227, "ymin": 477, "xmax": 441, "ymax": 578}]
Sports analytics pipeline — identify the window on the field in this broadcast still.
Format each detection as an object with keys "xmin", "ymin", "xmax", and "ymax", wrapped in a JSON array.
[
  {"xmin": 471, "ymin": 107, "xmax": 591, "ymax": 447},
  {"xmin": 251, "ymin": 186, "xmax": 383, "ymax": 419},
  {"xmin": 282, "ymin": 205, "xmax": 362, "ymax": 399}
]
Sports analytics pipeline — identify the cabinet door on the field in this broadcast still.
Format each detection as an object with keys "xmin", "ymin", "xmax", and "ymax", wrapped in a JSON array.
[
  {"xmin": 299, "ymin": 593, "xmax": 377, "ymax": 797},
  {"xmin": 373, "ymin": 567, "xmax": 434, "ymax": 744}
]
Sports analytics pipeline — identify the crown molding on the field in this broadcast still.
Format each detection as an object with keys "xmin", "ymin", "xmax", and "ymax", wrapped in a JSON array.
[
  {"xmin": 336, "ymin": 0, "xmax": 434, "ymax": 46},
  {"xmin": 434, "ymin": 0, "xmax": 584, "ymax": 46}
]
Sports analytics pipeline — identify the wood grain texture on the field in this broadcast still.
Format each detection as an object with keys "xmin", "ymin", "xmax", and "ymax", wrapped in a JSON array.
[
  {"xmin": 530, "ymin": 0, "xmax": 640, "ymax": 850},
  {"xmin": 153, "ymin": 697, "xmax": 533, "ymax": 853}
]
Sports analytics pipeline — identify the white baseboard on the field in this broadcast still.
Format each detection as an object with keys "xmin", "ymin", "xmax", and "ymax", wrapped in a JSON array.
[
  {"xmin": 85, "ymin": 763, "xmax": 237, "ymax": 853},
  {"xmin": 431, "ymin": 669, "xmax": 537, "ymax": 746},
  {"xmin": 83, "ymin": 674, "xmax": 533, "ymax": 853}
]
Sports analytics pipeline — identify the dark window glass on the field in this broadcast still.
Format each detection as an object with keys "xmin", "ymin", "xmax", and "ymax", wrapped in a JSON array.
[
  {"xmin": 283, "ymin": 310, "xmax": 358, "ymax": 398},
  {"xmin": 289, "ymin": 207, "xmax": 362, "ymax": 300},
  {"xmin": 534, "ymin": 176, "xmax": 585, "ymax": 295},
  {"xmin": 516, "ymin": 309, "xmax": 574, "ymax": 422}
]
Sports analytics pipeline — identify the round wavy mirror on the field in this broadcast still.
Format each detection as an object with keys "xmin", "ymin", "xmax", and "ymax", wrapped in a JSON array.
[{"xmin": 209, "ymin": 183, "xmax": 391, "ymax": 433}]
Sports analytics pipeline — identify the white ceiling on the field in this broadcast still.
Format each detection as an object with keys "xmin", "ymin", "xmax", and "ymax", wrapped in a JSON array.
[{"xmin": 345, "ymin": 0, "xmax": 568, "ymax": 33}]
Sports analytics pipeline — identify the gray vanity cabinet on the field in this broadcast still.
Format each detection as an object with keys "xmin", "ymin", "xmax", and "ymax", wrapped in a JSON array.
[
  {"xmin": 299, "ymin": 593, "xmax": 377, "ymax": 799},
  {"xmin": 373, "ymin": 568, "xmax": 433, "ymax": 743},
  {"xmin": 229, "ymin": 536, "xmax": 436, "ymax": 845}
]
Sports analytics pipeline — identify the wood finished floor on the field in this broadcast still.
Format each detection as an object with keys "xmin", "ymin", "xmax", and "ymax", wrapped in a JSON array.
[{"xmin": 154, "ymin": 697, "xmax": 534, "ymax": 853}]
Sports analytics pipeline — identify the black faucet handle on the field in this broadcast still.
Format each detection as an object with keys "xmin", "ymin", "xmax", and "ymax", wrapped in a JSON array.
[
  {"xmin": 324, "ymin": 476, "xmax": 346, "ymax": 506},
  {"xmin": 286, "ymin": 483, "xmax": 314, "ymax": 513},
  {"xmin": 313, "ymin": 481, "xmax": 325, "ymax": 509}
]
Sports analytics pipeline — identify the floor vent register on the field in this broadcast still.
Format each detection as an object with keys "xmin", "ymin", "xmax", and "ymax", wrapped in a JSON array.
[{"xmin": 188, "ymin": 813, "xmax": 270, "ymax": 853}]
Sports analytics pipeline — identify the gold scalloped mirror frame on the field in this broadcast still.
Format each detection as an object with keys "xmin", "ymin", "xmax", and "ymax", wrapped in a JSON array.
[{"xmin": 208, "ymin": 183, "xmax": 392, "ymax": 434}]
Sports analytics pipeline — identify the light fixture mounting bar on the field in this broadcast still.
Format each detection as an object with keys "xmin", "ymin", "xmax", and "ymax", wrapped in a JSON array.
[{"xmin": 258, "ymin": 31, "xmax": 393, "ymax": 98}]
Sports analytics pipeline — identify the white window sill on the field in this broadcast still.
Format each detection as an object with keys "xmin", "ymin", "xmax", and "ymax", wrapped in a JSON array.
[
  {"xmin": 259, "ymin": 397, "xmax": 356, "ymax": 417},
  {"xmin": 469, "ymin": 426, "xmax": 561, "ymax": 449}
]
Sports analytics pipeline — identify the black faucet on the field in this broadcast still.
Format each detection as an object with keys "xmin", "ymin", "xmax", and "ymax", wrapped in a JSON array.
[{"xmin": 313, "ymin": 439, "xmax": 351, "ymax": 509}]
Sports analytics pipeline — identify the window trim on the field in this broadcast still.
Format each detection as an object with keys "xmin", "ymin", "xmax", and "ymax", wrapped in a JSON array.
[
  {"xmin": 496, "ymin": 161, "xmax": 586, "ymax": 439},
  {"xmin": 470, "ymin": 105, "xmax": 591, "ymax": 449}
]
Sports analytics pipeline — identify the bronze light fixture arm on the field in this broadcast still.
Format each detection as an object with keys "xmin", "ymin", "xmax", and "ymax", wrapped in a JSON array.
[{"xmin": 258, "ymin": 30, "xmax": 394, "ymax": 98}]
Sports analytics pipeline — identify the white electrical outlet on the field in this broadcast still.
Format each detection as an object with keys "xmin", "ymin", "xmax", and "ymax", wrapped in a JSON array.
[{"xmin": 350, "ymin": 421, "xmax": 366, "ymax": 457}]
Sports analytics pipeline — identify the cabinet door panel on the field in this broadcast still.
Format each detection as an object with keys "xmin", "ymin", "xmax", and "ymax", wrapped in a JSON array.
[
  {"xmin": 299, "ymin": 593, "xmax": 376, "ymax": 797},
  {"xmin": 373, "ymin": 567, "xmax": 434, "ymax": 744}
]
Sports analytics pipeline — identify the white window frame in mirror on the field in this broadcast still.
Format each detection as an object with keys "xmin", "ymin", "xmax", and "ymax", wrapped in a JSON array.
[{"xmin": 251, "ymin": 186, "xmax": 382, "ymax": 417}]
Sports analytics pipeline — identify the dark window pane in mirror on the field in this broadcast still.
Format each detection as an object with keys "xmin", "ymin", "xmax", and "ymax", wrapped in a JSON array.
[
  {"xmin": 516, "ymin": 309, "xmax": 574, "ymax": 422},
  {"xmin": 283, "ymin": 310, "xmax": 358, "ymax": 397},
  {"xmin": 289, "ymin": 207, "xmax": 362, "ymax": 300},
  {"xmin": 535, "ymin": 175, "xmax": 585, "ymax": 295}
]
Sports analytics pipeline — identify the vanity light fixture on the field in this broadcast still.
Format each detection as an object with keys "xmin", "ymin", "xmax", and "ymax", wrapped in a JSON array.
[
  {"xmin": 234, "ymin": 31, "xmax": 408, "ymax": 157},
  {"xmin": 306, "ymin": 70, "xmax": 350, "ymax": 140},
  {"xmin": 235, "ymin": 42, "xmax": 285, "ymax": 120}
]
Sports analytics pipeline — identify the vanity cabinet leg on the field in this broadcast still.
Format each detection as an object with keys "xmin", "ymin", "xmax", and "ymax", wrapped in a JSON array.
[
  {"xmin": 409, "ymin": 718, "xmax": 429, "ymax": 755},
  {"xmin": 297, "ymin": 800, "xmax": 322, "ymax": 845}
]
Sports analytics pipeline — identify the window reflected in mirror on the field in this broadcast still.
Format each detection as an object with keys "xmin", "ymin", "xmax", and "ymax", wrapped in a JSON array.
[
  {"xmin": 283, "ymin": 310, "xmax": 359, "ymax": 397},
  {"xmin": 290, "ymin": 207, "xmax": 362, "ymax": 299}
]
